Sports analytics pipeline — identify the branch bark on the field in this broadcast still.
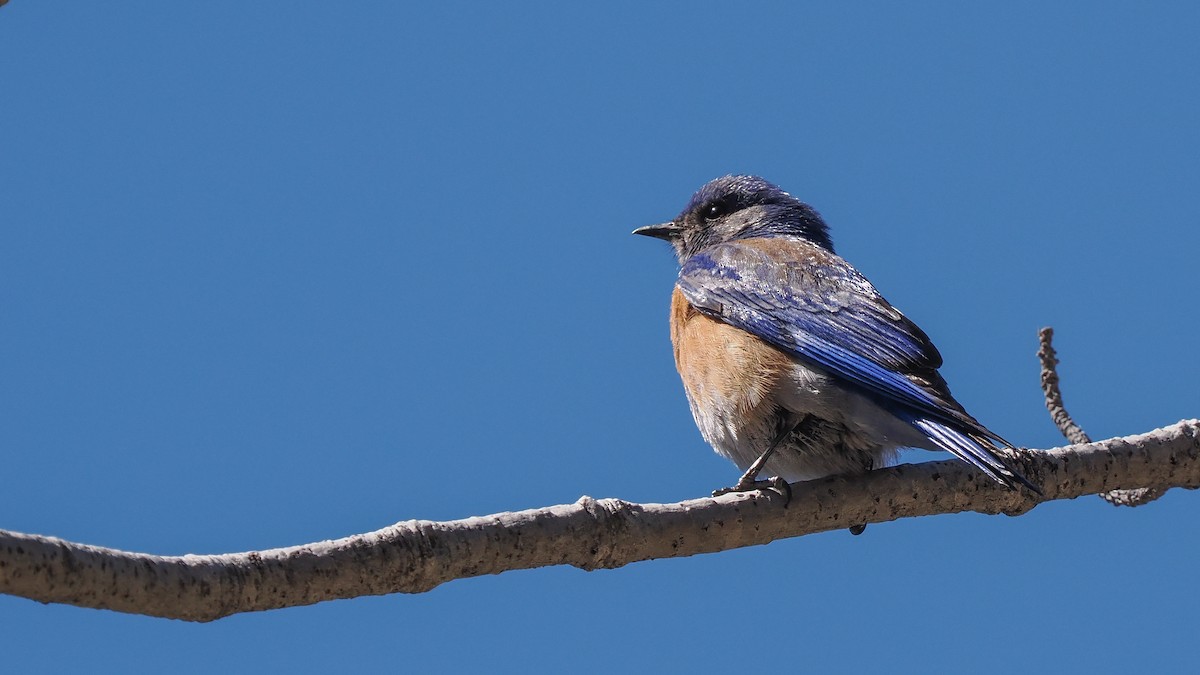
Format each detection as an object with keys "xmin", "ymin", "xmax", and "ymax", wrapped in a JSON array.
[{"xmin": 2, "ymin": 419, "xmax": 1197, "ymax": 622}]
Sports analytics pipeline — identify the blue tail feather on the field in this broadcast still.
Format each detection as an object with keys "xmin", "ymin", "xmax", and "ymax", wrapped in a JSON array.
[{"xmin": 897, "ymin": 412, "xmax": 1040, "ymax": 493}]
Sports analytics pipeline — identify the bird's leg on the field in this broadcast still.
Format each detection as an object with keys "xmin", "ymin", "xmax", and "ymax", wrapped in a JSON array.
[{"xmin": 712, "ymin": 414, "xmax": 811, "ymax": 499}]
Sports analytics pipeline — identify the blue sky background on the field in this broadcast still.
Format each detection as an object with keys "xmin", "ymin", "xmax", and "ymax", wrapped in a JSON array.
[{"xmin": 2, "ymin": 2, "xmax": 1198, "ymax": 672}]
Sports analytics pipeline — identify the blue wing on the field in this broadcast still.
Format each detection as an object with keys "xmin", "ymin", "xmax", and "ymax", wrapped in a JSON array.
[{"xmin": 677, "ymin": 238, "xmax": 1032, "ymax": 489}]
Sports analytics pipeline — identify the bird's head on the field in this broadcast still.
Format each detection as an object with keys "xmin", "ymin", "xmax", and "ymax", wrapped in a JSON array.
[{"xmin": 634, "ymin": 175, "xmax": 833, "ymax": 261}]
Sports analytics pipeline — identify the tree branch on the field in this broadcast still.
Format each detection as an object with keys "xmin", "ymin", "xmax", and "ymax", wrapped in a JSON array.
[
  {"xmin": 1, "ymin": 330, "xmax": 1191, "ymax": 620},
  {"xmin": 2, "ymin": 420, "xmax": 1197, "ymax": 621}
]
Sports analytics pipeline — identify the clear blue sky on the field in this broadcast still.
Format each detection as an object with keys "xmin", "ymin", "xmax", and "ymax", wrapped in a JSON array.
[{"xmin": 2, "ymin": 2, "xmax": 1198, "ymax": 672}]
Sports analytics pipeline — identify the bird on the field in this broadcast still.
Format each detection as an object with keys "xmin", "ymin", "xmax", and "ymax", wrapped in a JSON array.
[{"xmin": 634, "ymin": 175, "xmax": 1036, "ymax": 499}]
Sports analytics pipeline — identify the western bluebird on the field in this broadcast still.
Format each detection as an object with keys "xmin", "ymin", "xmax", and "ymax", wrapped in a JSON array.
[{"xmin": 635, "ymin": 175, "xmax": 1036, "ymax": 498}]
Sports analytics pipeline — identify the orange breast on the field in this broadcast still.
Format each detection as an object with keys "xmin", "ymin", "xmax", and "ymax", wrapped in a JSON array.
[{"xmin": 669, "ymin": 287, "xmax": 792, "ymax": 417}]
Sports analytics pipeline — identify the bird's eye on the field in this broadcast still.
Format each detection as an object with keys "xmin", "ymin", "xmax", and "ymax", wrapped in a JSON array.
[{"xmin": 704, "ymin": 201, "xmax": 729, "ymax": 220}]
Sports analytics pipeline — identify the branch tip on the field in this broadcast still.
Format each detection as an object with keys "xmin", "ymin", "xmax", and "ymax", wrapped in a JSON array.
[{"xmin": 1036, "ymin": 327, "xmax": 1163, "ymax": 507}]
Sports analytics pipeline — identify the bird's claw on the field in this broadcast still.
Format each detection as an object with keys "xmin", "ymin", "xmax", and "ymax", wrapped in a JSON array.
[{"xmin": 712, "ymin": 475, "xmax": 791, "ymax": 504}]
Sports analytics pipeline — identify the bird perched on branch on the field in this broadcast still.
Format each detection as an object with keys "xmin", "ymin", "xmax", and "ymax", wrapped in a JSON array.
[{"xmin": 635, "ymin": 175, "xmax": 1036, "ymax": 498}]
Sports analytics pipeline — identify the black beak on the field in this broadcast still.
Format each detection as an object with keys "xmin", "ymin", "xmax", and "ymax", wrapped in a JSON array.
[{"xmin": 632, "ymin": 221, "xmax": 682, "ymax": 241}]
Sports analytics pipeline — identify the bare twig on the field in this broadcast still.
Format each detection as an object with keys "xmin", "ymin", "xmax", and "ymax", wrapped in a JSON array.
[
  {"xmin": 1037, "ymin": 327, "xmax": 1092, "ymax": 444},
  {"xmin": 1037, "ymin": 327, "xmax": 1164, "ymax": 506},
  {"xmin": 1, "ymin": 420, "xmax": 1197, "ymax": 622}
]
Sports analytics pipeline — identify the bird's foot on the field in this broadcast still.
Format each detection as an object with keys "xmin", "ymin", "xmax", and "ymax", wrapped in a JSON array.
[{"xmin": 712, "ymin": 475, "xmax": 791, "ymax": 504}]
